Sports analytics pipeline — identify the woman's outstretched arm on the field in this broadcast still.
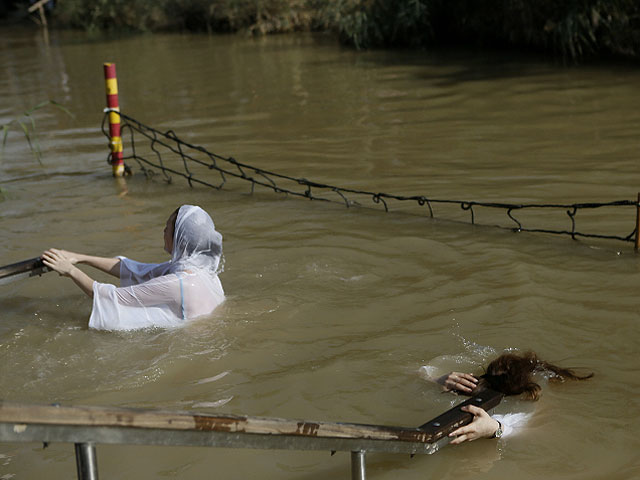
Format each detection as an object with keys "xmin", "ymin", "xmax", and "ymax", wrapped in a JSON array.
[
  {"xmin": 46, "ymin": 249, "xmax": 121, "ymax": 277},
  {"xmin": 42, "ymin": 249, "xmax": 95, "ymax": 298}
]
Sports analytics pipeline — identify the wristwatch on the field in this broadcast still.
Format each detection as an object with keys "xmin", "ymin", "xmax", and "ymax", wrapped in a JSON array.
[{"xmin": 491, "ymin": 420, "xmax": 503, "ymax": 439}]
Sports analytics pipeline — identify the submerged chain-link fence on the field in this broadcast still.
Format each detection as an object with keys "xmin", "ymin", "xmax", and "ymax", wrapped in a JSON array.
[{"xmin": 103, "ymin": 110, "xmax": 639, "ymax": 246}]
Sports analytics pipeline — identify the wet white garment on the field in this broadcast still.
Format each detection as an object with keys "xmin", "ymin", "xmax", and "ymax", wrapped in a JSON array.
[
  {"xmin": 492, "ymin": 412, "xmax": 532, "ymax": 437},
  {"xmin": 89, "ymin": 205, "xmax": 224, "ymax": 331}
]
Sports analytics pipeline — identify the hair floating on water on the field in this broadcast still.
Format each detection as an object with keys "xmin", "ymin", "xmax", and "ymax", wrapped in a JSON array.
[{"xmin": 478, "ymin": 351, "xmax": 594, "ymax": 401}]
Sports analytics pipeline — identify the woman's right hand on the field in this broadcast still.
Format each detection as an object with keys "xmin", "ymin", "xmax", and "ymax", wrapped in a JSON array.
[
  {"xmin": 436, "ymin": 372, "xmax": 478, "ymax": 394},
  {"xmin": 449, "ymin": 405, "xmax": 500, "ymax": 444},
  {"xmin": 42, "ymin": 249, "xmax": 77, "ymax": 277}
]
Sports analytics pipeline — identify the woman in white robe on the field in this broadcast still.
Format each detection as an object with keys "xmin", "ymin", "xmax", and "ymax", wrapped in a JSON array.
[{"xmin": 42, "ymin": 205, "xmax": 224, "ymax": 331}]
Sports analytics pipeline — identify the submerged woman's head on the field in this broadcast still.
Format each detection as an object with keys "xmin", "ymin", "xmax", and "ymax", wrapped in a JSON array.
[
  {"xmin": 475, "ymin": 351, "xmax": 593, "ymax": 400},
  {"xmin": 166, "ymin": 205, "xmax": 223, "ymax": 273}
]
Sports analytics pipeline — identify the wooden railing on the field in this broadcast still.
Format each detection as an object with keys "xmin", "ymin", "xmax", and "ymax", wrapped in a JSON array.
[{"xmin": 0, "ymin": 390, "xmax": 502, "ymax": 479}]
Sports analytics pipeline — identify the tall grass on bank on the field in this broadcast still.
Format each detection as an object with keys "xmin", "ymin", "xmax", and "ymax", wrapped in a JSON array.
[
  {"xmin": 310, "ymin": 0, "xmax": 434, "ymax": 49},
  {"xmin": 54, "ymin": 0, "xmax": 314, "ymax": 34},
  {"xmin": 319, "ymin": 0, "xmax": 640, "ymax": 61},
  {"xmin": 50, "ymin": 0, "xmax": 640, "ymax": 61}
]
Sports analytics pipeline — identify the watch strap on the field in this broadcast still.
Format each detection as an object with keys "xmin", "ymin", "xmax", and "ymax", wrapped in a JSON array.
[{"xmin": 491, "ymin": 420, "xmax": 503, "ymax": 438}]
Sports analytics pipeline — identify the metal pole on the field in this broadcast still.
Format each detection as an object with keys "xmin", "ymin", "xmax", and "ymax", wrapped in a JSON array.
[
  {"xmin": 75, "ymin": 443, "xmax": 99, "ymax": 480},
  {"xmin": 351, "ymin": 450, "xmax": 366, "ymax": 480}
]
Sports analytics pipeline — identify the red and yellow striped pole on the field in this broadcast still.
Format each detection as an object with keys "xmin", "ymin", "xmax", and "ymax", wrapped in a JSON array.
[{"xmin": 103, "ymin": 62, "xmax": 124, "ymax": 177}]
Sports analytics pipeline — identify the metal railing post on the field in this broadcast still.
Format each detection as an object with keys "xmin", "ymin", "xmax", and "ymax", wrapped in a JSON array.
[
  {"xmin": 75, "ymin": 443, "xmax": 99, "ymax": 480},
  {"xmin": 351, "ymin": 450, "xmax": 366, "ymax": 480}
]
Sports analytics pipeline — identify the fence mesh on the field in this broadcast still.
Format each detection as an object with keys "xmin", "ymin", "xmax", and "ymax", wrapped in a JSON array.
[{"xmin": 103, "ymin": 110, "xmax": 639, "ymax": 245}]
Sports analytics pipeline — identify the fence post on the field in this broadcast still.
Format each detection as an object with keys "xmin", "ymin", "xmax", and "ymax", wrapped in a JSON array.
[
  {"xmin": 103, "ymin": 63, "xmax": 124, "ymax": 177},
  {"xmin": 27, "ymin": 0, "xmax": 48, "ymax": 27},
  {"xmin": 351, "ymin": 450, "xmax": 366, "ymax": 480},
  {"xmin": 75, "ymin": 443, "xmax": 99, "ymax": 480},
  {"xmin": 636, "ymin": 193, "xmax": 640, "ymax": 252}
]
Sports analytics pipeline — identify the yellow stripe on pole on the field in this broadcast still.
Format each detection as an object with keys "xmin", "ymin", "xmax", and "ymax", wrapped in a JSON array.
[
  {"xmin": 105, "ymin": 78, "xmax": 119, "ymax": 95},
  {"xmin": 110, "ymin": 136, "xmax": 123, "ymax": 153},
  {"xmin": 108, "ymin": 110, "xmax": 121, "ymax": 124},
  {"xmin": 112, "ymin": 163, "xmax": 125, "ymax": 176}
]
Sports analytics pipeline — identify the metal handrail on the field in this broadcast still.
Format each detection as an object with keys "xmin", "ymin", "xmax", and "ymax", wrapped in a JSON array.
[
  {"xmin": 0, "ymin": 390, "xmax": 502, "ymax": 480},
  {"xmin": 0, "ymin": 257, "xmax": 50, "ymax": 285}
]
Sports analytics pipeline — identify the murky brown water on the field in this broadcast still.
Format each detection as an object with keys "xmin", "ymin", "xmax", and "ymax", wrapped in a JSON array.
[{"xmin": 1, "ymin": 26, "xmax": 639, "ymax": 479}]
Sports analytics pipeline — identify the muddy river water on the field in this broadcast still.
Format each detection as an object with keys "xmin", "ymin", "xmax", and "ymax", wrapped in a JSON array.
[{"xmin": 1, "ymin": 27, "xmax": 639, "ymax": 479}]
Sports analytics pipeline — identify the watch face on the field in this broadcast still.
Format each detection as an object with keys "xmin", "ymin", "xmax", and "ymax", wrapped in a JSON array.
[{"xmin": 493, "ymin": 421, "xmax": 503, "ymax": 438}]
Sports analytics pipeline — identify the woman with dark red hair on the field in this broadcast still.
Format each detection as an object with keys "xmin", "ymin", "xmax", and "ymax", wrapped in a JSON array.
[{"xmin": 427, "ymin": 351, "xmax": 593, "ymax": 444}]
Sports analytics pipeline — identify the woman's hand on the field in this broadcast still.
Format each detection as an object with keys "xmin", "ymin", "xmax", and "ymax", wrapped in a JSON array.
[
  {"xmin": 53, "ymin": 249, "xmax": 80, "ymax": 265},
  {"xmin": 436, "ymin": 372, "xmax": 478, "ymax": 394},
  {"xmin": 449, "ymin": 405, "xmax": 500, "ymax": 444},
  {"xmin": 42, "ymin": 249, "xmax": 77, "ymax": 277},
  {"xmin": 41, "ymin": 249, "xmax": 96, "ymax": 298}
]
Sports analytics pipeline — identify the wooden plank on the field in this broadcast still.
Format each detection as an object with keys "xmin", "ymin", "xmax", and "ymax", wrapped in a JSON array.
[
  {"xmin": 0, "ymin": 424, "xmax": 436, "ymax": 455},
  {"xmin": 0, "ymin": 390, "xmax": 502, "ymax": 445},
  {"xmin": 0, "ymin": 402, "xmax": 423, "ymax": 441}
]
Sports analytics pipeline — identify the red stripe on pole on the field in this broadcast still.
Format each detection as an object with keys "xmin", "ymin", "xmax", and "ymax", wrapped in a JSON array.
[
  {"xmin": 106, "ymin": 94, "xmax": 119, "ymax": 109},
  {"xmin": 104, "ymin": 63, "xmax": 117, "ymax": 79}
]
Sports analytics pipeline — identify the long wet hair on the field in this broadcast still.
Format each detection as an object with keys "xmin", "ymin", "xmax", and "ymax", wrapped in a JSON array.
[{"xmin": 475, "ymin": 351, "xmax": 593, "ymax": 401}]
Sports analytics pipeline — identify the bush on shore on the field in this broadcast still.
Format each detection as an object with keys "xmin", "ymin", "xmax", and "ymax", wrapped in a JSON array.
[
  {"xmin": 15, "ymin": 0, "xmax": 640, "ymax": 61},
  {"xmin": 53, "ymin": 0, "xmax": 314, "ymax": 34},
  {"xmin": 319, "ymin": 0, "xmax": 640, "ymax": 61}
]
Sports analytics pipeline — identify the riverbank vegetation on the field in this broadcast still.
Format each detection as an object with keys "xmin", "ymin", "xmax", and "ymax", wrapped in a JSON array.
[
  {"xmin": 53, "ymin": 0, "xmax": 315, "ymax": 34},
  {"xmin": 8, "ymin": 0, "xmax": 640, "ymax": 62},
  {"xmin": 319, "ymin": 0, "xmax": 640, "ymax": 62}
]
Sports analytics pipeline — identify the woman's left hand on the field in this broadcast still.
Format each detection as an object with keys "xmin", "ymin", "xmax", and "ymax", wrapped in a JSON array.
[
  {"xmin": 436, "ymin": 372, "xmax": 478, "ymax": 393},
  {"xmin": 42, "ymin": 249, "xmax": 76, "ymax": 277},
  {"xmin": 448, "ymin": 405, "xmax": 500, "ymax": 444}
]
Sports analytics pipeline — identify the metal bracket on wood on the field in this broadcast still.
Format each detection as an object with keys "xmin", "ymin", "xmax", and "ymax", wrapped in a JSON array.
[
  {"xmin": 351, "ymin": 450, "xmax": 366, "ymax": 480},
  {"xmin": 75, "ymin": 443, "xmax": 98, "ymax": 480}
]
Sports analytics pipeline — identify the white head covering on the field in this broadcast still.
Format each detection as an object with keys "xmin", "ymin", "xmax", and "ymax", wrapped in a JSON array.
[
  {"xmin": 169, "ymin": 205, "xmax": 223, "ymax": 275},
  {"xmin": 88, "ymin": 205, "xmax": 225, "ymax": 331}
]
